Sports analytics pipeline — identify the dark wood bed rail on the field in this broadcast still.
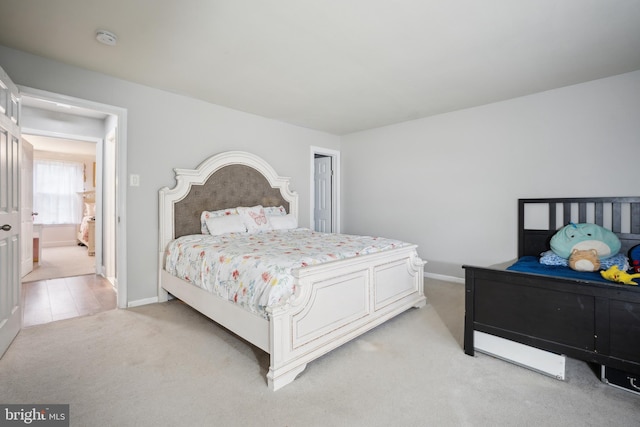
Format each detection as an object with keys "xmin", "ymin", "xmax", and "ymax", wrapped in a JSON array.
[{"xmin": 464, "ymin": 266, "xmax": 640, "ymax": 375}]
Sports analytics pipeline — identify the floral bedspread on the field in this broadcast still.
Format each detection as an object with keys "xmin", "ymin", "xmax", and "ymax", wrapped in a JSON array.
[
  {"xmin": 164, "ymin": 228, "xmax": 408, "ymax": 318},
  {"xmin": 79, "ymin": 215, "xmax": 92, "ymax": 242}
]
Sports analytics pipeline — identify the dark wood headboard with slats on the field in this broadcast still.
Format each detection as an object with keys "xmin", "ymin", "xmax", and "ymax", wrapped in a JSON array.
[{"xmin": 518, "ymin": 197, "xmax": 640, "ymax": 258}]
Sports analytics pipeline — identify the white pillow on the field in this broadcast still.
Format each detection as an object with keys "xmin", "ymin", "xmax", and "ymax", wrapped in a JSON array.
[
  {"xmin": 84, "ymin": 202, "xmax": 96, "ymax": 216},
  {"xmin": 270, "ymin": 214, "xmax": 298, "ymax": 231},
  {"xmin": 204, "ymin": 215, "xmax": 246, "ymax": 236},
  {"xmin": 263, "ymin": 205, "xmax": 287, "ymax": 216},
  {"xmin": 200, "ymin": 208, "xmax": 238, "ymax": 234},
  {"xmin": 237, "ymin": 205, "xmax": 272, "ymax": 234}
]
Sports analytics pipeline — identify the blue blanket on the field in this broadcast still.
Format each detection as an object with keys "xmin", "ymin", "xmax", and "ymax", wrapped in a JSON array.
[{"xmin": 506, "ymin": 256, "xmax": 612, "ymax": 284}]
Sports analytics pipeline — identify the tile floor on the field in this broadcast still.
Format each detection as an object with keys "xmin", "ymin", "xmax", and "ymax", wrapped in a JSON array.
[{"xmin": 21, "ymin": 275, "xmax": 117, "ymax": 327}]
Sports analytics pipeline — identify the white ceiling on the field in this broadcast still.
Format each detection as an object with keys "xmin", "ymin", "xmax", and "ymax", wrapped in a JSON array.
[{"xmin": 1, "ymin": 0, "xmax": 639, "ymax": 135}]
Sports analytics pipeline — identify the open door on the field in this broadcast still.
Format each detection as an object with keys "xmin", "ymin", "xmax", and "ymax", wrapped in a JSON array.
[
  {"xmin": 20, "ymin": 139, "xmax": 33, "ymax": 277},
  {"xmin": 314, "ymin": 155, "xmax": 333, "ymax": 232},
  {"xmin": 0, "ymin": 65, "xmax": 22, "ymax": 357},
  {"xmin": 311, "ymin": 147, "xmax": 340, "ymax": 233}
]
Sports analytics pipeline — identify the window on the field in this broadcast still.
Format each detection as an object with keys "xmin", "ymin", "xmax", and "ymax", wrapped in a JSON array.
[{"xmin": 33, "ymin": 159, "xmax": 84, "ymax": 224}]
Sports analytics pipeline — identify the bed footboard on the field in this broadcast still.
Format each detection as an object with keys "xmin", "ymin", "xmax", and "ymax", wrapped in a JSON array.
[
  {"xmin": 267, "ymin": 245, "xmax": 426, "ymax": 391},
  {"xmin": 160, "ymin": 245, "xmax": 425, "ymax": 391},
  {"xmin": 464, "ymin": 265, "xmax": 640, "ymax": 376}
]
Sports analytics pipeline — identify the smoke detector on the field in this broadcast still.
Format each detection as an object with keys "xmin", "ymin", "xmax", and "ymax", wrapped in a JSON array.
[{"xmin": 96, "ymin": 30, "xmax": 117, "ymax": 46}]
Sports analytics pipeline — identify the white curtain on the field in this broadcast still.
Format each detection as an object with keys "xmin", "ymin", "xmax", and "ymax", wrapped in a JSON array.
[{"xmin": 33, "ymin": 159, "xmax": 84, "ymax": 224}]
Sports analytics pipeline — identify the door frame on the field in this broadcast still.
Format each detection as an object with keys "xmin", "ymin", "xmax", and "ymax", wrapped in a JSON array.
[
  {"xmin": 19, "ymin": 86, "xmax": 128, "ymax": 309},
  {"xmin": 20, "ymin": 139, "xmax": 34, "ymax": 277},
  {"xmin": 309, "ymin": 146, "xmax": 340, "ymax": 233}
]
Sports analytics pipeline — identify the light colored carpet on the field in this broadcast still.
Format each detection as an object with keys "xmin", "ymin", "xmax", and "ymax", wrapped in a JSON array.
[
  {"xmin": 1, "ymin": 279, "xmax": 638, "ymax": 427},
  {"xmin": 22, "ymin": 245, "xmax": 96, "ymax": 282}
]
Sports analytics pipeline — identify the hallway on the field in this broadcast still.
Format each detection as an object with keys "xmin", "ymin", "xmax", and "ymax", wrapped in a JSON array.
[{"xmin": 21, "ymin": 275, "xmax": 116, "ymax": 327}]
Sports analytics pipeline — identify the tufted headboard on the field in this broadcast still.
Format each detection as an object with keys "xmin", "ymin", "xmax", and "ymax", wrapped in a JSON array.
[
  {"xmin": 174, "ymin": 164, "xmax": 290, "ymax": 238},
  {"xmin": 159, "ymin": 151, "xmax": 299, "ymax": 252}
]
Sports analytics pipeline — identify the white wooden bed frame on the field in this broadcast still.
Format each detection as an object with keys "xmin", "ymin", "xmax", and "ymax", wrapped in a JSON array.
[{"xmin": 158, "ymin": 151, "xmax": 426, "ymax": 390}]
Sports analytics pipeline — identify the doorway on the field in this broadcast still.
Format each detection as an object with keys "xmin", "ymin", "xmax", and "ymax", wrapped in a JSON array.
[
  {"xmin": 21, "ymin": 133, "xmax": 99, "ymax": 281},
  {"xmin": 18, "ymin": 86, "xmax": 127, "ymax": 310},
  {"xmin": 310, "ymin": 147, "xmax": 340, "ymax": 233}
]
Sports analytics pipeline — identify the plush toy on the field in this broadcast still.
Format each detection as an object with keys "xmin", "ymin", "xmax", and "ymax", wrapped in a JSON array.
[
  {"xmin": 568, "ymin": 249, "xmax": 600, "ymax": 272},
  {"xmin": 550, "ymin": 222, "xmax": 621, "ymax": 260},
  {"xmin": 600, "ymin": 265, "xmax": 640, "ymax": 285},
  {"xmin": 629, "ymin": 244, "xmax": 640, "ymax": 273}
]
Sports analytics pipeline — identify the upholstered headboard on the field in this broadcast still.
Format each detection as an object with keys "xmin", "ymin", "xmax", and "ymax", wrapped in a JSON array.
[
  {"xmin": 159, "ymin": 151, "xmax": 299, "ymax": 252},
  {"xmin": 174, "ymin": 164, "xmax": 290, "ymax": 238}
]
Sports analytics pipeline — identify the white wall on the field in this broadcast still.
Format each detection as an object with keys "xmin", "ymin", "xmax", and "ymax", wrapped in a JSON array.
[
  {"xmin": 341, "ymin": 70, "xmax": 640, "ymax": 279},
  {"xmin": 38, "ymin": 225, "xmax": 76, "ymax": 248},
  {"xmin": 0, "ymin": 45, "xmax": 340, "ymax": 303},
  {"xmin": 22, "ymin": 105, "xmax": 106, "ymax": 138}
]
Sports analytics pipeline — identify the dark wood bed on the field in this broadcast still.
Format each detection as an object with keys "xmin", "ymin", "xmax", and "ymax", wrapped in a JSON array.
[{"xmin": 463, "ymin": 197, "xmax": 640, "ymax": 378}]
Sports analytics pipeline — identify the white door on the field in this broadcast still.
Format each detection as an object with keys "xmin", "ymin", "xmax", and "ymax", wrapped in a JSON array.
[
  {"xmin": 20, "ymin": 139, "xmax": 33, "ymax": 277},
  {"xmin": 314, "ymin": 155, "xmax": 332, "ymax": 232},
  {"xmin": 0, "ymin": 65, "xmax": 22, "ymax": 357}
]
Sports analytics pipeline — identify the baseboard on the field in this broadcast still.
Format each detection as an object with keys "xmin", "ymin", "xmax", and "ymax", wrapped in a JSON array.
[
  {"xmin": 127, "ymin": 296, "xmax": 158, "ymax": 308},
  {"xmin": 106, "ymin": 276, "xmax": 117, "ymax": 288},
  {"xmin": 42, "ymin": 241, "xmax": 78, "ymax": 248},
  {"xmin": 424, "ymin": 271, "xmax": 464, "ymax": 284}
]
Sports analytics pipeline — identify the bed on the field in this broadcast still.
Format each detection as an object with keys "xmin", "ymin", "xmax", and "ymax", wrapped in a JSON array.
[
  {"xmin": 77, "ymin": 191, "xmax": 96, "ymax": 256},
  {"xmin": 463, "ymin": 197, "xmax": 640, "ymax": 381},
  {"xmin": 158, "ymin": 151, "xmax": 426, "ymax": 390}
]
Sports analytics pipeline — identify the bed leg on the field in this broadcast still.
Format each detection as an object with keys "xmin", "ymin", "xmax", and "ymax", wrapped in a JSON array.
[
  {"xmin": 464, "ymin": 330, "xmax": 475, "ymax": 356},
  {"xmin": 413, "ymin": 298, "xmax": 427, "ymax": 309},
  {"xmin": 463, "ymin": 269, "xmax": 475, "ymax": 356},
  {"xmin": 267, "ymin": 363, "xmax": 307, "ymax": 391}
]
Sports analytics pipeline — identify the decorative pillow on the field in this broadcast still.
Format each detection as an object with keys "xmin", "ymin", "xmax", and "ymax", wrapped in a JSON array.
[
  {"xmin": 540, "ymin": 250, "xmax": 629, "ymax": 270},
  {"xmin": 263, "ymin": 205, "xmax": 287, "ymax": 216},
  {"xmin": 539, "ymin": 250, "xmax": 570, "ymax": 266},
  {"xmin": 204, "ymin": 215, "xmax": 246, "ymax": 236},
  {"xmin": 270, "ymin": 214, "xmax": 298, "ymax": 231},
  {"xmin": 84, "ymin": 202, "xmax": 96, "ymax": 217},
  {"xmin": 237, "ymin": 205, "xmax": 272, "ymax": 234},
  {"xmin": 568, "ymin": 249, "xmax": 600, "ymax": 272},
  {"xmin": 550, "ymin": 222, "xmax": 621, "ymax": 259},
  {"xmin": 200, "ymin": 208, "xmax": 238, "ymax": 234}
]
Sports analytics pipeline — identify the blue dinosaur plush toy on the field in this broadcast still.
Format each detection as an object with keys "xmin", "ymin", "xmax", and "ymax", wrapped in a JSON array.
[{"xmin": 550, "ymin": 222, "xmax": 621, "ymax": 260}]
